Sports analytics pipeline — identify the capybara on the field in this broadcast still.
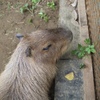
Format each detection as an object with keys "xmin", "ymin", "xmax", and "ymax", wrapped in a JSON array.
[{"xmin": 0, "ymin": 28, "xmax": 73, "ymax": 100}]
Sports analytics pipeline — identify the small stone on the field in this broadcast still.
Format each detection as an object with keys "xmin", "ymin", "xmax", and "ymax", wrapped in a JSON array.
[
  {"xmin": 65, "ymin": 72, "xmax": 74, "ymax": 80},
  {"xmin": 71, "ymin": 0, "xmax": 78, "ymax": 7}
]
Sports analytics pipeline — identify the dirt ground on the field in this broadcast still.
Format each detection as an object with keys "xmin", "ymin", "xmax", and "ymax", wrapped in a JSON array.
[{"xmin": 0, "ymin": 0, "xmax": 58, "ymax": 73}]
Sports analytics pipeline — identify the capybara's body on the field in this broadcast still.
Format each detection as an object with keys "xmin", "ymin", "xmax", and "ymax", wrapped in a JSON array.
[{"xmin": 0, "ymin": 28, "xmax": 72, "ymax": 100}]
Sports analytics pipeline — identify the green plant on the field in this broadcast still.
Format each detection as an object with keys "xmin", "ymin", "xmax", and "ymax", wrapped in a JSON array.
[
  {"xmin": 72, "ymin": 38, "xmax": 96, "ymax": 59},
  {"xmin": 31, "ymin": 0, "xmax": 40, "ymax": 4},
  {"xmin": 20, "ymin": 0, "xmax": 41, "ymax": 14},
  {"xmin": 31, "ymin": 0, "xmax": 41, "ymax": 10},
  {"xmin": 20, "ymin": 3, "xmax": 29, "ymax": 13},
  {"xmin": 80, "ymin": 63, "xmax": 85, "ymax": 69},
  {"xmin": 38, "ymin": 11, "xmax": 49, "ymax": 22},
  {"xmin": 7, "ymin": 2, "xmax": 12, "ymax": 10},
  {"xmin": 72, "ymin": 44, "xmax": 87, "ymax": 58},
  {"xmin": 20, "ymin": 3, "xmax": 34, "ymax": 15},
  {"xmin": 47, "ymin": 1, "xmax": 56, "ymax": 10}
]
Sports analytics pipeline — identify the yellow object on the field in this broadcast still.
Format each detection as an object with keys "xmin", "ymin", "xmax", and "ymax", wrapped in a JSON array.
[{"xmin": 65, "ymin": 72, "xmax": 74, "ymax": 80}]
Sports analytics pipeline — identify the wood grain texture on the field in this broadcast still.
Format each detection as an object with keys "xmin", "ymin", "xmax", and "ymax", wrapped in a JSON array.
[
  {"xmin": 85, "ymin": 0, "xmax": 100, "ymax": 100},
  {"xmin": 78, "ymin": 0, "xmax": 95, "ymax": 100}
]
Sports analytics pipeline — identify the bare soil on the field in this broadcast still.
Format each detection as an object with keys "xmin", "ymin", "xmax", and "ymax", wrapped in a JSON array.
[{"xmin": 0, "ymin": 0, "xmax": 58, "ymax": 73}]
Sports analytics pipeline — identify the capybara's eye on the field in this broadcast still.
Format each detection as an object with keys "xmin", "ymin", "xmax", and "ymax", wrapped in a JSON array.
[
  {"xmin": 25, "ymin": 46, "xmax": 32, "ymax": 57},
  {"xmin": 43, "ymin": 44, "xmax": 52, "ymax": 50}
]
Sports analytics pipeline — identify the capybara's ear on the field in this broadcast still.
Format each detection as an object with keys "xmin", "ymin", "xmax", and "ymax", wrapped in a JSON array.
[
  {"xmin": 16, "ymin": 33, "xmax": 24, "ymax": 40},
  {"xmin": 25, "ymin": 46, "xmax": 32, "ymax": 57}
]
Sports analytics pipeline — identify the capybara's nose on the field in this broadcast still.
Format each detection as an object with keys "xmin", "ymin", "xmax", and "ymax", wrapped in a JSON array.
[{"xmin": 65, "ymin": 30, "xmax": 73, "ymax": 42}]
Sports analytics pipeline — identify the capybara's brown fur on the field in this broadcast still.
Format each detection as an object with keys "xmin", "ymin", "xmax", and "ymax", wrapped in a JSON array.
[{"xmin": 0, "ymin": 28, "xmax": 72, "ymax": 100}]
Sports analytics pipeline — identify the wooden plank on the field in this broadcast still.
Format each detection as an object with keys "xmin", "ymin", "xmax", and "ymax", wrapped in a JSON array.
[
  {"xmin": 85, "ymin": 0, "xmax": 100, "ymax": 99},
  {"xmin": 78, "ymin": 0, "xmax": 95, "ymax": 100}
]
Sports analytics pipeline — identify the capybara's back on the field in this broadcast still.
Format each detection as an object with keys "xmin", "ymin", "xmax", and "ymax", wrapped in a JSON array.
[{"xmin": 0, "ymin": 28, "xmax": 72, "ymax": 100}]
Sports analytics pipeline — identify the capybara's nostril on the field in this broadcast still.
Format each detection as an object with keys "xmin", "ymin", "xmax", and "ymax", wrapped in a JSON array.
[
  {"xmin": 65, "ymin": 30, "xmax": 73, "ymax": 42},
  {"xmin": 69, "ymin": 32, "xmax": 73, "ymax": 42}
]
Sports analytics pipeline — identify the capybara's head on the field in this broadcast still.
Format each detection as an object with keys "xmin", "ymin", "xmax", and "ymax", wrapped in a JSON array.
[{"xmin": 17, "ymin": 28, "xmax": 73, "ymax": 63}]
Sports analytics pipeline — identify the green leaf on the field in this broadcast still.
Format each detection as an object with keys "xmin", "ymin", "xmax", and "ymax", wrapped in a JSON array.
[
  {"xmin": 32, "ymin": 5, "xmax": 36, "ymax": 10},
  {"xmin": 24, "ymin": 3, "xmax": 28, "ymax": 7},
  {"xmin": 20, "ymin": 3, "xmax": 29, "ymax": 14},
  {"xmin": 32, "ymin": 0, "xmax": 40, "ymax": 4},
  {"xmin": 85, "ymin": 47, "xmax": 90, "ymax": 51},
  {"xmin": 20, "ymin": 7, "xmax": 24, "ymax": 13},
  {"xmin": 78, "ymin": 53, "xmax": 82, "ymax": 58},
  {"xmin": 89, "ymin": 45, "xmax": 94, "ymax": 48},
  {"xmin": 44, "ymin": 16, "xmax": 49, "ymax": 22},
  {"xmin": 38, "ymin": 11, "xmax": 49, "ymax": 22},
  {"xmin": 38, "ymin": 12, "xmax": 44, "ymax": 18},
  {"xmin": 87, "ymin": 49, "xmax": 91, "ymax": 54},
  {"xmin": 78, "ymin": 44, "xmax": 83, "ymax": 50},
  {"xmin": 84, "ymin": 38, "xmax": 91, "ymax": 45},
  {"xmin": 72, "ymin": 50, "xmax": 79, "ymax": 55},
  {"xmin": 91, "ymin": 49, "xmax": 96, "ymax": 53},
  {"xmin": 47, "ymin": 1, "xmax": 56, "ymax": 10},
  {"xmin": 80, "ymin": 63, "xmax": 85, "ymax": 69},
  {"xmin": 78, "ymin": 52, "xmax": 85, "ymax": 58}
]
